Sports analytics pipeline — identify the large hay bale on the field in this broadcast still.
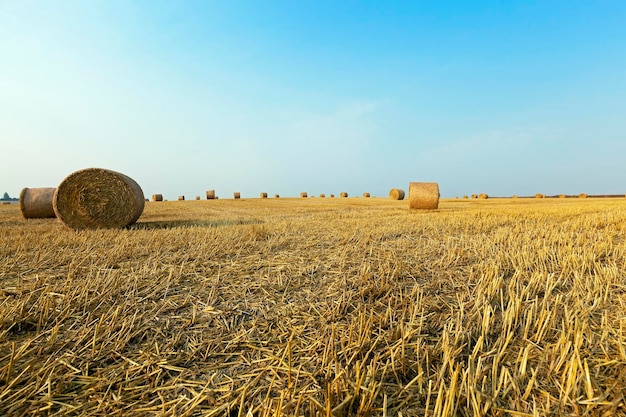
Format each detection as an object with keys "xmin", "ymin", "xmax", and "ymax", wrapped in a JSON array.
[
  {"xmin": 389, "ymin": 188, "xmax": 405, "ymax": 200},
  {"xmin": 260, "ymin": 192, "xmax": 268, "ymax": 198},
  {"xmin": 340, "ymin": 192, "xmax": 348, "ymax": 198},
  {"xmin": 53, "ymin": 168, "xmax": 144, "ymax": 230},
  {"xmin": 363, "ymin": 192, "xmax": 370, "ymax": 198},
  {"xmin": 234, "ymin": 192, "xmax": 241, "ymax": 199},
  {"xmin": 19, "ymin": 187, "xmax": 56, "ymax": 219},
  {"xmin": 178, "ymin": 195, "xmax": 185, "ymax": 201},
  {"xmin": 152, "ymin": 194, "xmax": 163, "ymax": 202},
  {"xmin": 535, "ymin": 193, "xmax": 545, "ymax": 199},
  {"xmin": 409, "ymin": 182, "xmax": 439, "ymax": 210},
  {"xmin": 300, "ymin": 192, "xmax": 308, "ymax": 198},
  {"xmin": 206, "ymin": 190, "xmax": 216, "ymax": 200},
  {"xmin": 479, "ymin": 193, "xmax": 488, "ymax": 199}
]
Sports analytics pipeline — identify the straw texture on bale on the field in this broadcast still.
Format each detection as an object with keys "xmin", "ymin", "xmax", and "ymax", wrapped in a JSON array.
[
  {"xmin": 53, "ymin": 168, "xmax": 145, "ymax": 230},
  {"xmin": 408, "ymin": 182, "xmax": 440, "ymax": 210},
  {"xmin": 300, "ymin": 192, "xmax": 308, "ymax": 198},
  {"xmin": 206, "ymin": 190, "xmax": 216, "ymax": 200},
  {"xmin": 389, "ymin": 188, "xmax": 405, "ymax": 200},
  {"xmin": 152, "ymin": 194, "xmax": 163, "ymax": 202},
  {"xmin": 479, "ymin": 193, "xmax": 488, "ymax": 199},
  {"xmin": 234, "ymin": 192, "xmax": 241, "ymax": 199},
  {"xmin": 19, "ymin": 187, "xmax": 56, "ymax": 219},
  {"xmin": 260, "ymin": 192, "xmax": 268, "ymax": 198},
  {"xmin": 340, "ymin": 192, "xmax": 348, "ymax": 198},
  {"xmin": 363, "ymin": 192, "xmax": 370, "ymax": 198},
  {"xmin": 178, "ymin": 196, "xmax": 185, "ymax": 201}
]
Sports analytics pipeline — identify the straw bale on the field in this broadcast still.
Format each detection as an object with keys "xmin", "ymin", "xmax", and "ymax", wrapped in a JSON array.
[
  {"xmin": 53, "ymin": 168, "xmax": 145, "ymax": 230},
  {"xmin": 479, "ymin": 193, "xmax": 488, "ymax": 199},
  {"xmin": 535, "ymin": 193, "xmax": 545, "ymax": 199},
  {"xmin": 471, "ymin": 194, "xmax": 478, "ymax": 199},
  {"xmin": 234, "ymin": 192, "xmax": 241, "ymax": 199},
  {"xmin": 330, "ymin": 194, "xmax": 335, "ymax": 198},
  {"xmin": 340, "ymin": 192, "xmax": 348, "ymax": 198},
  {"xmin": 559, "ymin": 194, "xmax": 566, "ymax": 199},
  {"xmin": 363, "ymin": 192, "xmax": 370, "ymax": 198},
  {"xmin": 19, "ymin": 187, "xmax": 56, "ymax": 219},
  {"xmin": 178, "ymin": 195, "xmax": 185, "ymax": 201},
  {"xmin": 300, "ymin": 192, "xmax": 308, "ymax": 198},
  {"xmin": 196, "ymin": 196, "xmax": 201, "ymax": 200},
  {"xmin": 319, "ymin": 194, "xmax": 325, "ymax": 198},
  {"xmin": 462, "ymin": 195, "xmax": 468, "ymax": 199},
  {"xmin": 389, "ymin": 188, "xmax": 405, "ymax": 200},
  {"xmin": 152, "ymin": 194, "xmax": 163, "ymax": 202},
  {"xmin": 512, "ymin": 195, "xmax": 518, "ymax": 199},
  {"xmin": 1, "ymin": 201, "xmax": 10, "ymax": 205},
  {"xmin": 274, "ymin": 194, "xmax": 279, "ymax": 198},
  {"xmin": 260, "ymin": 192, "xmax": 268, "ymax": 198},
  {"xmin": 206, "ymin": 190, "xmax": 216, "ymax": 200},
  {"xmin": 579, "ymin": 193, "xmax": 588, "ymax": 198},
  {"xmin": 408, "ymin": 182, "xmax": 439, "ymax": 210}
]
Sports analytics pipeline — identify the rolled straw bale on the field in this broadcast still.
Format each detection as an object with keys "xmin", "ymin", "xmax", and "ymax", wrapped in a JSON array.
[
  {"xmin": 389, "ymin": 188, "xmax": 405, "ymax": 200},
  {"xmin": 559, "ymin": 194, "xmax": 566, "ymax": 199},
  {"xmin": 152, "ymin": 194, "xmax": 163, "ymax": 202},
  {"xmin": 300, "ymin": 192, "xmax": 308, "ymax": 198},
  {"xmin": 206, "ymin": 190, "xmax": 216, "ymax": 200},
  {"xmin": 471, "ymin": 194, "xmax": 478, "ymax": 199},
  {"xmin": 340, "ymin": 192, "xmax": 348, "ymax": 198},
  {"xmin": 234, "ymin": 192, "xmax": 241, "ymax": 199},
  {"xmin": 579, "ymin": 193, "xmax": 588, "ymax": 199},
  {"xmin": 462, "ymin": 195, "xmax": 468, "ymax": 199},
  {"xmin": 274, "ymin": 194, "xmax": 280, "ymax": 198},
  {"xmin": 19, "ymin": 187, "xmax": 56, "ymax": 219},
  {"xmin": 260, "ymin": 192, "xmax": 268, "ymax": 198},
  {"xmin": 408, "ymin": 182, "xmax": 439, "ymax": 210},
  {"xmin": 512, "ymin": 195, "xmax": 518, "ymax": 199},
  {"xmin": 196, "ymin": 196, "xmax": 200, "ymax": 200},
  {"xmin": 53, "ymin": 168, "xmax": 144, "ymax": 230},
  {"xmin": 330, "ymin": 194, "xmax": 335, "ymax": 198},
  {"xmin": 363, "ymin": 192, "xmax": 370, "ymax": 198},
  {"xmin": 320, "ymin": 194, "xmax": 325, "ymax": 198},
  {"xmin": 178, "ymin": 195, "xmax": 185, "ymax": 201},
  {"xmin": 2, "ymin": 202, "xmax": 10, "ymax": 205},
  {"xmin": 478, "ymin": 193, "xmax": 488, "ymax": 199},
  {"xmin": 535, "ymin": 193, "xmax": 545, "ymax": 199}
]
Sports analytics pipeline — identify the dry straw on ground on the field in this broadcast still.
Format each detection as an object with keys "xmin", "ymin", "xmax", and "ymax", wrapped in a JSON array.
[
  {"xmin": 408, "ymin": 182, "xmax": 440, "ymax": 210},
  {"xmin": 19, "ymin": 187, "xmax": 56, "ymax": 219},
  {"xmin": 389, "ymin": 188, "xmax": 405, "ymax": 200},
  {"xmin": 53, "ymin": 168, "xmax": 145, "ymax": 230},
  {"xmin": 340, "ymin": 192, "xmax": 348, "ymax": 198},
  {"xmin": 152, "ymin": 194, "xmax": 163, "ymax": 202},
  {"xmin": 234, "ymin": 192, "xmax": 241, "ymax": 199},
  {"xmin": 206, "ymin": 190, "xmax": 216, "ymax": 200},
  {"xmin": 260, "ymin": 193, "xmax": 268, "ymax": 199},
  {"xmin": 300, "ymin": 192, "xmax": 308, "ymax": 198}
]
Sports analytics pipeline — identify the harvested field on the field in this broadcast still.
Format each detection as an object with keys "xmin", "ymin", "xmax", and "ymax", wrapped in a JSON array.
[{"xmin": 1, "ymin": 197, "xmax": 626, "ymax": 416}]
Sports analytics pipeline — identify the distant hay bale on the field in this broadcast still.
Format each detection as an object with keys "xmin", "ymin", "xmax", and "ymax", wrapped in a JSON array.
[
  {"xmin": 19, "ymin": 187, "xmax": 56, "ymax": 219},
  {"xmin": 195, "ymin": 196, "xmax": 200, "ymax": 200},
  {"xmin": 462, "ymin": 195, "xmax": 468, "ymax": 199},
  {"xmin": 471, "ymin": 194, "xmax": 478, "ymax": 199},
  {"xmin": 274, "ymin": 194, "xmax": 279, "ymax": 198},
  {"xmin": 479, "ymin": 193, "xmax": 488, "ymax": 199},
  {"xmin": 363, "ymin": 192, "xmax": 370, "ymax": 198},
  {"xmin": 535, "ymin": 193, "xmax": 545, "ymax": 199},
  {"xmin": 340, "ymin": 192, "xmax": 348, "ymax": 198},
  {"xmin": 389, "ymin": 188, "xmax": 405, "ymax": 200},
  {"xmin": 234, "ymin": 192, "xmax": 241, "ymax": 199},
  {"xmin": 330, "ymin": 194, "xmax": 335, "ymax": 198},
  {"xmin": 300, "ymin": 192, "xmax": 308, "ymax": 198},
  {"xmin": 178, "ymin": 195, "xmax": 185, "ymax": 201},
  {"xmin": 408, "ymin": 182, "xmax": 439, "ymax": 210},
  {"xmin": 152, "ymin": 194, "xmax": 163, "ymax": 202},
  {"xmin": 579, "ymin": 193, "xmax": 588, "ymax": 199},
  {"xmin": 2, "ymin": 202, "xmax": 10, "ymax": 205},
  {"xmin": 559, "ymin": 194, "xmax": 566, "ymax": 199},
  {"xmin": 512, "ymin": 195, "xmax": 518, "ymax": 199},
  {"xmin": 319, "ymin": 194, "xmax": 325, "ymax": 198},
  {"xmin": 53, "ymin": 168, "xmax": 144, "ymax": 230},
  {"xmin": 260, "ymin": 192, "xmax": 268, "ymax": 198},
  {"xmin": 206, "ymin": 190, "xmax": 216, "ymax": 200}
]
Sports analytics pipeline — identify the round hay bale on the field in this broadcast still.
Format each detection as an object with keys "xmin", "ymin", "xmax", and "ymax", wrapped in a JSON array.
[
  {"xmin": 535, "ymin": 193, "xmax": 545, "ymax": 199},
  {"xmin": 471, "ymin": 194, "xmax": 478, "ymax": 199},
  {"xmin": 389, "ymin": 188, "xmax": 405, "ymax": 200},
  {"xmin": 234, "ymin": 192, "xmax": 241, "ymax": 199},
  {"xmin": 178, "ymin": 195, "xmax": 185, "ymax": 201},
  {"xmin": 206, "ymin": 190, "xmax": 216, "ymax": 200},
  {"xmin": 274, "ymin": 194, "xmax": 279, "ymax": 198},
  {"xmin": 152, "ymin": 194, "xmax": 163, "ymax": 202},
  {"xmin": 579, "ymin": 193, "xmax": 588, "ymax": 199},
  {"xmin": 319, "ymin": 194, "xmax": 325, "ymax": 198},
  {"xmin": 53, "ymin": 168, "xmax": 144, "ymax": 230},
  {"xmin": 330, "ymin": 194, "xmax": 335, "ymax": 198},
  {"xmin": 559, "ymin": 194, "xmax": 566, "ymax": 198},
  {"xmin": 363, "ymin": 192, "xmax": 370, "ymax": 198},
  {"xmin": 408, "ymin": 182, "xmax": 439, "ymax": 210},
  {"xmin": 462, "ymin": 195, "xmax": 468, "ymax": 199},
  {"xmin": 340, "ymin": 192, "xmax": 348, "ymax": 198},
  {"xmin": 19, "ymin": 187, "xmax": 56, "ymax": 219},
  {"xmin": 300, "ymin": 192, "xmax": 308, "ymax": 198},
  {"xmin": 512, "ymin": 195, "xmax": 518, "ymax": 199},
  {"xmin": 260, "ymin": 192, "xmax": 268, "ymax": 198},
  {"xmin": 478, "ymin": 193, "xmax": 488, "ymax": 199},
  {"xmin": 196, "ymin": 196, "xmax": 201, "ymax": 200}
]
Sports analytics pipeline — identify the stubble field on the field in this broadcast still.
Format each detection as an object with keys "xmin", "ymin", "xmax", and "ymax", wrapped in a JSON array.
[{"xmin": 1, "ymin": 196, "xmax": 626, "ymax": 416}]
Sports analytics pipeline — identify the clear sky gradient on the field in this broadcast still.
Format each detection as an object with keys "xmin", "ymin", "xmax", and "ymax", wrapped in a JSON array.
[{"xmin": 2, "ymin": 1, "xmax": 625, "ymax": 199}]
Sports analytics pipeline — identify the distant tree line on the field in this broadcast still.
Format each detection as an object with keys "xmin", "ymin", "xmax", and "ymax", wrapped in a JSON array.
[{"xmin": 1, "ymin": 192, "xmax": 18, "ymax": 201}]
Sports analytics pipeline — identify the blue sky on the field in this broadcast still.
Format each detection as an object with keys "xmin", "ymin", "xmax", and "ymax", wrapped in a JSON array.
[{"xmin": 2, "ymin": 1, "xmax": 625, "ymax": 199}]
